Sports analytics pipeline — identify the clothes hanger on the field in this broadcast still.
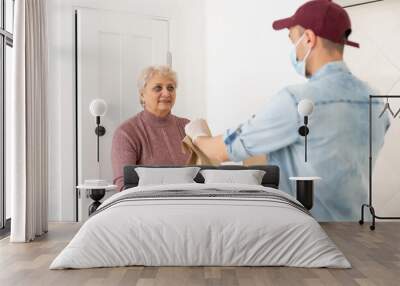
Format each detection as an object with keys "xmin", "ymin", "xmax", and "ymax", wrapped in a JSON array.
[
  {"xmin": 378, "ymin": 97, "xmax": 395, "ymax": 118},
  {"xmin": 394, "ymin": 107, "xmax": 400, "ymax": 118}
]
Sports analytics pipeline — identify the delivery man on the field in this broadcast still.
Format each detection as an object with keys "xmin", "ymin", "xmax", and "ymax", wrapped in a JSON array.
[{"xmin": 185, "ymin": 0, "xmax": 390, "ymax": 221}]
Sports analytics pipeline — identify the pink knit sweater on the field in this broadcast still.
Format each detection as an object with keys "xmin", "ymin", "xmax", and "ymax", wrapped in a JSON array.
[{"xmin": 111, "ymin": 109, "xmax": 190, "ymax": 191}]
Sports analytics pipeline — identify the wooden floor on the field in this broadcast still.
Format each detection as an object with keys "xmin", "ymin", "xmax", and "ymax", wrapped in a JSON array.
[{"xmin": 0, "ymin": 222, "xmax": 399, "ymax": 286}]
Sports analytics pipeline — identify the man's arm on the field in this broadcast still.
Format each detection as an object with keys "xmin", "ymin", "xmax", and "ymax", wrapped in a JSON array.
[
  {"xmin": 195, "ymin": 135, "xmax": 229, "ymax": 163},
  {"xmin": 185, "ymin": 90, "xmax": 300, "ymax": 163}
]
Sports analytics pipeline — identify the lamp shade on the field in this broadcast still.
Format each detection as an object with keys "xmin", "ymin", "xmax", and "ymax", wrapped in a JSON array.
[
  {"xmin": 298, "ymin": 99, "xmax": 314, "ymax": 116},
  {"xmin": 89, "ymin": 99, "xmax": 107, "ymax": 117}
]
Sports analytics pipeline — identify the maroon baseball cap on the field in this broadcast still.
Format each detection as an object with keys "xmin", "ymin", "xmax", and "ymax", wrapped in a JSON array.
[{"xmin": 272, "ymin": 0, "xmax": 359, "ymax": 48}]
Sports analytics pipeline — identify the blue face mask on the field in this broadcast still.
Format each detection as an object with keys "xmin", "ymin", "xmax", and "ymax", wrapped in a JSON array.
[{"xmin": 290, "ymin": 33, "xmax": 312, "ymax": 77}]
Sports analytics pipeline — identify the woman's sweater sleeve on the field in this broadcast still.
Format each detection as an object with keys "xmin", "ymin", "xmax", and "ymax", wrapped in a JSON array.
[{"xmin": 111, "ymin": 128, "xmax": 138, "ymax": 191}]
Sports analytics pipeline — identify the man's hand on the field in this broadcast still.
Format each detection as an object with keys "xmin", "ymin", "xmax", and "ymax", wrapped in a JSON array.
[{"xmin": 184, "ymin": 119, "xmax": 212, "ymax": 143}]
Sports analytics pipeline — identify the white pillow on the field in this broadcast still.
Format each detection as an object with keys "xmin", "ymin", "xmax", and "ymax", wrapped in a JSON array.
[
  {"xmin": 200, "ymin": 169, "xmax": 266, "ymax": 185},
  {"xmin": 135, "ymin": 167, "xmax": 201, "ymax": 186}
]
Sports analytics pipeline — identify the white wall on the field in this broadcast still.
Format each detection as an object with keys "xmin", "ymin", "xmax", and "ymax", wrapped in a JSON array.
[
  {"xmin": 47, "ymin": 0, "xmax": 205, "ymax": 221},
  {"xmin": 204, "ymin": 0, "xmax": 305, "ymax": 134}
]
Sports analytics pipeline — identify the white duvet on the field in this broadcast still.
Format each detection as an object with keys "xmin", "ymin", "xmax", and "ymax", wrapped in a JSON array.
[{"xmin": 50, "ymin": 183, "xmax": 350, "ymax": 269}]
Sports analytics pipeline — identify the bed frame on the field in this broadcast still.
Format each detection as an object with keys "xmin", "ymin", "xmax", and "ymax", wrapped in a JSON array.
[{"xmin": 123, "ymin": 165, "xmax": 280, "ymax": 190}]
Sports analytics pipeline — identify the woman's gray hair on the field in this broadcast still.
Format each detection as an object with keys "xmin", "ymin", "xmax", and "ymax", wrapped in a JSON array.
[{"xmin": 137, "ymin": 65, "xmax": 178, "ymax": 107}]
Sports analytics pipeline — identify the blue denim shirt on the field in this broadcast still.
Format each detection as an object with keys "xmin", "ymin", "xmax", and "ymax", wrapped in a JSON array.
[{"xmin": 224, "ymin": 61, "xmax": 390, "ymax": 221}]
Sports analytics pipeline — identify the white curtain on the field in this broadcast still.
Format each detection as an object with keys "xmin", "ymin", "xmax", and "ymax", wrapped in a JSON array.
[{"xmin": 10, "ymin": 0, "xmax": 48, "ymax": 242}]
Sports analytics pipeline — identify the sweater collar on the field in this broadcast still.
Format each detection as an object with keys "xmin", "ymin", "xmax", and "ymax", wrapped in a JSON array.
[{"xmin": 141, "ymin": 109, "xmax": 174, "ymax": 127}]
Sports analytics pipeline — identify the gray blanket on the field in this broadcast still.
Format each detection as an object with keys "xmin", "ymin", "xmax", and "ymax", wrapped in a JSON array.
[{"xmin": 92, "ymin": 188, "xmax": 310, "ymax": 217}]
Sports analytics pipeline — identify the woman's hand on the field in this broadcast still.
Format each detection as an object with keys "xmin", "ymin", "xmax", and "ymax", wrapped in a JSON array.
[{"xmin": 184, "ymin": 119, "xmax": 212, "ymax": 143}]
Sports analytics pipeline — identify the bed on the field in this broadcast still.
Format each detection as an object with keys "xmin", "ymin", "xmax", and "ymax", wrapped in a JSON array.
[{"xmin": 50, "ymin": 165, "xmax": 350, "ymax": 269}]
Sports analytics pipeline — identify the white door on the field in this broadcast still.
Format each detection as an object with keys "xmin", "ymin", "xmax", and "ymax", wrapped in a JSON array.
[{"xmin": 77, "ymin": 8, "xmax": 169, "ymax": 220}]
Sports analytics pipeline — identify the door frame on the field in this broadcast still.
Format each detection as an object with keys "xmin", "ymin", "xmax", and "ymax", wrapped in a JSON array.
[{"xmin": 73, "ymin": 7, "xmax": 170, "ymax": 221}]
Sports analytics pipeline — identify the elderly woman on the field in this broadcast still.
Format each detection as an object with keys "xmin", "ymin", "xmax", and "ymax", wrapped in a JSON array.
[{"xmin": 112, "ymin": 66, "xmax": 190, "ymax": 191}]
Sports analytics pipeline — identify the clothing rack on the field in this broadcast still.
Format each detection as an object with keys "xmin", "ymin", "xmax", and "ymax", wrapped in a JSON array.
[{"xmin": 359, "ymin": 95, "xmax": 400, "ymax": 230}]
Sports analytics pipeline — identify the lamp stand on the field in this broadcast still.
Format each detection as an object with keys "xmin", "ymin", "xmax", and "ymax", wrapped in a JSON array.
[
  {"xmin": 94, "ymin": 116, "xmax": 106, "ymax": 162},
  {"xmin": 298, "ymin": 116, "xmax": 310, "ymax": 162}
]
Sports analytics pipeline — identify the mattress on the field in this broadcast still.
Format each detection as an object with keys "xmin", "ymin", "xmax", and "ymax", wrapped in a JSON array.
[{"xmin": 50, "ymin": 183, "xmax": 350, "ymax": 269}]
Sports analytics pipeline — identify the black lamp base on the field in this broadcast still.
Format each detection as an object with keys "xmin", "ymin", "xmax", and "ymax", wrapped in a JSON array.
[
  {"xmin": 95, "ymin": 126, "xmax": 106, "ymax": 136},
  {"xmin": 298, "ymin": 126, "xmax": 309, "ymax": 136},
  {"xmin": 88, "ymin": 188, "xmax": 106, "ymax": 215},
  {"xmin": 296, "ymin": 180, "xmax": 314, "ymax": 210}
]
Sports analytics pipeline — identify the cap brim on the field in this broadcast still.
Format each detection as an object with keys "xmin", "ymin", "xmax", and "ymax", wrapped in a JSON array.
[
  {"xmin": 272, "ymin": 17, "xmax": 294, "ymax": 30},
  {"xmin": 344, "ymin": 40, "xmax": 360, "ymax": 48}
]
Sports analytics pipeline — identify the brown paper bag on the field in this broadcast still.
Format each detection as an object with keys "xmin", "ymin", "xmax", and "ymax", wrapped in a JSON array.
[{"xmin": 181, "ymin": 136, "xmax": 219, "ymax": 166}]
